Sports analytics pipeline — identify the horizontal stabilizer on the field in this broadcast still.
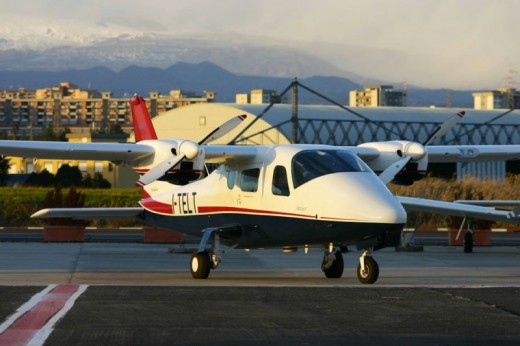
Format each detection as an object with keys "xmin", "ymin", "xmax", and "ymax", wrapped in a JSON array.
[{"xmin": 31, "ymin": 207, "xmax": 144, "ymax": 219}]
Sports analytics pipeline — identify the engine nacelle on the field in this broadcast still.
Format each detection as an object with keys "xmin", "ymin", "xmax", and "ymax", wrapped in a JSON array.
[
  {"xmin": 358, "ymin": 141, "xmax": 428, "ymax": 185},
  {"xmin": 133, "ymin": 139, "xmax": 206, "ymax": 184}
]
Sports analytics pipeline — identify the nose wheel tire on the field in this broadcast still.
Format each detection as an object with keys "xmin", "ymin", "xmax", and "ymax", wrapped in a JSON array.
[
  {"xmin": 190, "ymin": 251, "xmax": 211, "ymax": 279},
  {"xmin": 357, "ymin": 256, "xmax": 379, "ymax": 284}
]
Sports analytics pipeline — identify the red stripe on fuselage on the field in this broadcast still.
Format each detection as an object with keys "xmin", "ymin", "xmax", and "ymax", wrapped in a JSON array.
[
  {"xmin": 140, "ymin": 196, "xmax": 364, "ymax": 221},
  {"xmin": 141, "ymin": 197, "xmax": 173, "ymax": 215},
  {"xmin": 197, "ymin": 206, "xmax": 316, "ymax": 219}
]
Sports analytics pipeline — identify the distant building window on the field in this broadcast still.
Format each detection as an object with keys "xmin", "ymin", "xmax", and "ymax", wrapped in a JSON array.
[
  {"xmin": 78, "ymin": 162, "xmax": 87, "ymax": 172},
  {"xmin": 44, "ymin": 162, "xmax": 53, "ymax": 173},
  {"xmin": 94, "ymin": 162, "xmax": 103, "ymax": 173}
]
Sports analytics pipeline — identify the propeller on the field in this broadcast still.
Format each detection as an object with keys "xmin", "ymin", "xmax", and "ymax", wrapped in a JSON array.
[
  {"xmin": 136, "ymin": 114, "xmax": 247, "ymax": 186},
  {"xmin": 378, "ymin": 110, "xmax": 465, "ymax": 185},
  {"xmin": 378, "ymin": 156, "xmax": 412, "ymax": 185},
  {"xmin": 422, "ymin": 111, "xmax": 465, "ymax": 146}
]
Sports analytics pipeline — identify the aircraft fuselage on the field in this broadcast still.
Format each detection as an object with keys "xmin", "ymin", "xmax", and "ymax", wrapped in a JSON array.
[{"xmin": 139, "ymin": 145, "xmax": 406, "ymax": 250}]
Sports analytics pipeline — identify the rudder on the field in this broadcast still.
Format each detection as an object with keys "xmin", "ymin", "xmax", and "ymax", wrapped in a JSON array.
[{"xmin": 129, "ymin": 95, "xmax": 158, "ymax": 141}]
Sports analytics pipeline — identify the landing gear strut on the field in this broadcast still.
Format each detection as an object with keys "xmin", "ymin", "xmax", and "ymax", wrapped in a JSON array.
[
  {"xmin": 357, "ymin": 249, "xmax": 379, "ymax": 284},
  {"xmin": 190, "ymin": 228, "xmax": 222, "ymax": 279}
]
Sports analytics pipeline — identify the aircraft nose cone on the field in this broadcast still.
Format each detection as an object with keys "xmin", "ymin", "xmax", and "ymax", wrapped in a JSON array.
[
  {"xmin": 315, "ymin": 173, "xmax": 407, "ymax": 225},
  {"xmin": 371, "ymin": 198, "xmax": 407, "ymax": 224}
]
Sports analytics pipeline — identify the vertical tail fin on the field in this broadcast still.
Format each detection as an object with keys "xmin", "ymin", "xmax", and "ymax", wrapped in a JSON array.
[{"xmin": 129, "ymin": 95, "xmax": 158, "ymax": 142}]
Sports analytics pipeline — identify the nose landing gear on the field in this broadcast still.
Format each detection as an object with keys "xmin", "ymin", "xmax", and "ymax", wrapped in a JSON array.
[
  {"xmin": 357, "ymin": 249, "xmax": 379, "ymax": 284},
  {"xmin": 321, "ymin": 245, "xmax": 380, "ymax": 284}
]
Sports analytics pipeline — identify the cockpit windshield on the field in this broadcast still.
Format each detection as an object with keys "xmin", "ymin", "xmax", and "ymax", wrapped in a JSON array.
[{"xmin": 292, "ymin": 149, "xmax": 370, "ymax": 188}]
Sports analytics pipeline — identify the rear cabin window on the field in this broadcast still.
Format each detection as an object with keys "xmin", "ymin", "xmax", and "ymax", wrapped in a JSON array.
[
  {"xmin": 240, "ymin": 168, "xmax": 260, "ymax": 192},
  {"xmin": 272, "ymin": 166, "xmax": 290, "ymax": 196}
]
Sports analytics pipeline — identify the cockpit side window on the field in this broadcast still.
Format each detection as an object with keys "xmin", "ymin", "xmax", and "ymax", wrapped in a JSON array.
[
  {"xmin": 292, "ymin": 150, "xmax": 369, "ymax": 188},
  {"xmin": 272, "ymin": 165, "xmax": 290, "ymax": 196},
  {"xmin": 240, "ymin": 168, "xmax": 260, "ymax": 192}
]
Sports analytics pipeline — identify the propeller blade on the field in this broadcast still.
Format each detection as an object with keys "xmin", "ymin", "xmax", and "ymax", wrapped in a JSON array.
[
  {"xmin": 135, "ymin": 115, "xmax": 246, "ymax": 186},
  {"xmin": 199, "ymin": 114, "xmax": 247, "ymax": 145},
  {"xmin": 378, "ymin": 156, "xmax": 412, "ymax": 185},
  {"xmin": 135, "ymin": 154, "xmax": 185, "ymax": 187},
  {"xmin": 423, "ymin": 111, "xmax": 465, "ymax": 146}
]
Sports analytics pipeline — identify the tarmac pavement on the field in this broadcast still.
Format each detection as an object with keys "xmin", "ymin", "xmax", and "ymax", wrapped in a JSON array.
[{"xmin": 0, "ymin": 243, "xmax": 519, "ymax": 345}]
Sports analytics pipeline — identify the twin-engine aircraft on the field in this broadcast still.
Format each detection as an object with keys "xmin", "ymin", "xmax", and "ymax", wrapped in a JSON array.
[{"xmin": 3, "ymin": 95, "xmax": 520, "ymax": 284}]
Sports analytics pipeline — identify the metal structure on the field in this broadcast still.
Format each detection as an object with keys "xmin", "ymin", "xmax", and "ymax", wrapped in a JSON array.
[{"xmin": 230, "ymin": 80, "xmax": 520, "ymax": 147}]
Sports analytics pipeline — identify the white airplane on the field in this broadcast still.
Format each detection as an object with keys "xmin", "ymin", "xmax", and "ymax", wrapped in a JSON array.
[{"xmin": 3, "ymin": 95, "xmax": 520, "ymax": 284}]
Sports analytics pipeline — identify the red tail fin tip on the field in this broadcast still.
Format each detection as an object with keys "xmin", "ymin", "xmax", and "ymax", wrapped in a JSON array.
[{"xmin": 129, "ymin": 95, "xmax": 158, "ymax": 142}]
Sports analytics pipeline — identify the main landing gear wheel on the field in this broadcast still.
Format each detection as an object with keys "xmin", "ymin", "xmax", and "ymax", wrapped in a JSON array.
[
  {"xmin": 190, "ymin": 251, "xmax": 211, "ymax": 279},
  {"xmin": 464, "ymin": 232, "xmax": 474, "ymax": 253},
  {"xmin": 357, "ymin": 256, "xmax": 379, "ymax": 284},
  {"xmin": 322, "ymin": 250, "xmax": 344, "ymax": 278}
]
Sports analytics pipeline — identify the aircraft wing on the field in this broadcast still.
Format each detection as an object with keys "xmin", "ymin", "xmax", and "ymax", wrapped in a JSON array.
[
  {"xmin": 0, "ymin": 140, "xmax": 154, "ymax": 162},
  {"xmin": 343, "ymin": 146, "xmax": 381, "ymax": 161},
  {"xmin": 346, "ymin": 145, "xmax": 520, "ymax": 163},
  {"xmin": 31, "ymin": 207, "xmax": 144, "ymax": 219},
  {"xmin": 426, "ymin": 145, "xmax": 520, "ymax": 163},
  {"xmin": 397, "ymin": 196, "xmax": 520, "ymax": 224},
  {"xmin": 203, "ymin": 145, "xmax": 258, "ymax": 163}
]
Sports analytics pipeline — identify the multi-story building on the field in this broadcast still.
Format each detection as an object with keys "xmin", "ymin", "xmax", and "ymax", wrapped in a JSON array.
[
  {"xmin": 1, "ymin": 83, "xmax": 216, "ymax": 187},
  {"xmin": 0, "ymin": 83, "xmax": 215, "ymax": 137},
  {"xmin": 236, "ymin": 89, "xmax": 284, "ymax": 104},
  {"xmin": 473, "ymin": 88, "xmax": 520, "ymax": 110},
  {"xmin": 349, "ymin": 85, "xmax": 407, "ymax": 107}
]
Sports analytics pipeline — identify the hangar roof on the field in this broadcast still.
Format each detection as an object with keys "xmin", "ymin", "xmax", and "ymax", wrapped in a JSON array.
[{"xmin": 148, "ymin": 103, "xmax": 520, "ymax": 146}]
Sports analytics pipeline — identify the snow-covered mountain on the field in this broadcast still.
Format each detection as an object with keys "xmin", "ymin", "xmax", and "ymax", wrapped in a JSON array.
[
  {"xmin": 0, "ymin": 14, "xmax": 148, "ymax": 50},
  {"xmin": 0, "ymin": 14, "xmax": 377, "ymax": 84},
  {"xmin": 0, "ymin": 14, "xmax": 479, "ymax": 107}
]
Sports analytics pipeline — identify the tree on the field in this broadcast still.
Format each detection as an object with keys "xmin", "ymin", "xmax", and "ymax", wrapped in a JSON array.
[
  {"xmin": 82, "ymin": 172, "xmax": 111, "ymax": 189},
  {"xmin": 0, "ymin": 157, "xmax": 10, "ymax": 186},
  {"xmin": 41, "ymin": 186, "xmax": 88, "ymax": 226},
  {"xmin": 55, "ymin": 164, "xmax": 83, "ymax": 187},
  {"xmin": 39, "ymin": 128, "xmax": 71, "ymax": 142},
  {"xmin": 108, "ymin": 122, "xmax": 124, "ymax": 134},
  {"xmin": 24, "ymin": 169, "xmax": 55, "ymax": 187}
]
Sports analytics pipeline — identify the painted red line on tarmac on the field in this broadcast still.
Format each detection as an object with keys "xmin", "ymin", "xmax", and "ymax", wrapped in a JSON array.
[{"xmin": 0, "ymin": 284, "xmax": 86, "ymax": 346}]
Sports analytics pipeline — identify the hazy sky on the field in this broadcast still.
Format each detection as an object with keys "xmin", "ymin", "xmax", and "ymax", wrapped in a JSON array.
[{"xmin": 1, "ymin": 0, "xmax": 519, "ymax": 89}]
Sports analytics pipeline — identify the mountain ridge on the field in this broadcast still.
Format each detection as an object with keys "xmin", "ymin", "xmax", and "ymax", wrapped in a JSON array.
[{"xmin": 0, "ymin": 61, "xmax": 474, "ymax": 107}]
